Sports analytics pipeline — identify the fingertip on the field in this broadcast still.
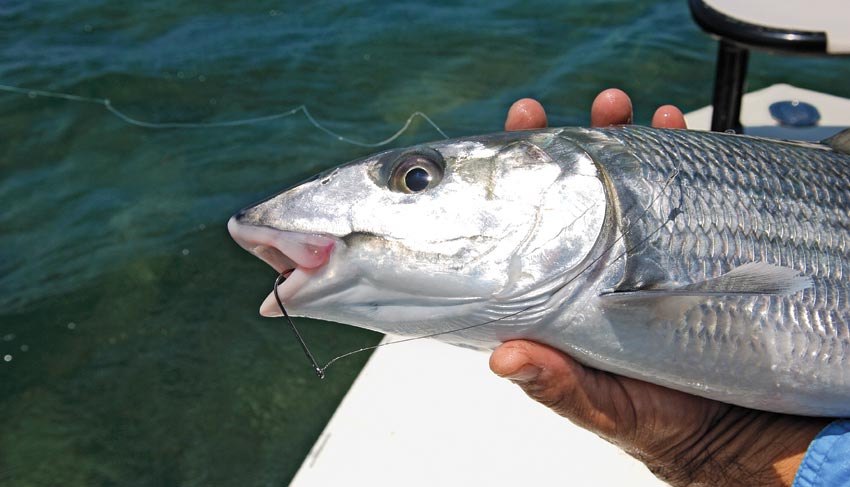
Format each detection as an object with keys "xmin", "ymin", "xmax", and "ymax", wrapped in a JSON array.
[
  {"xmin": 652, "ymin": 105, "xmax": 687, "ymax": 129},
  {"xmin": 591, "ymin": 88, "xmax": 633, "ymax": 127},
  {"xmin": 505, "ymin": 98, "xmax": 548, "ymax": 131}
]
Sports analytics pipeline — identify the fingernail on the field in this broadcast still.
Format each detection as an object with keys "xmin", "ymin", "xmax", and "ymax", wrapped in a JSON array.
[{"xmin": 505, "ymin": 364, "xmax": 540, "ymax": 382}]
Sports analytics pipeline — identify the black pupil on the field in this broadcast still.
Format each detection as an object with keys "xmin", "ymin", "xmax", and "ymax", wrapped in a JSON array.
[{"xmin": 405, "ymin": 167, "xmax": 431, "ymax": 192}]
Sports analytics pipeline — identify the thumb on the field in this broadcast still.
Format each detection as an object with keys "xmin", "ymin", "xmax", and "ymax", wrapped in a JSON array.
[{"xmin": 489, "ymin": 340, "xmax": 622, "ymax": 438}]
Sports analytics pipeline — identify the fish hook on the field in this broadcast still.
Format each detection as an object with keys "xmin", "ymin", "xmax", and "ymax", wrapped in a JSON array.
[{"xmin": 274, "ymin": 273, "xmax": 325, "ymax": 379}]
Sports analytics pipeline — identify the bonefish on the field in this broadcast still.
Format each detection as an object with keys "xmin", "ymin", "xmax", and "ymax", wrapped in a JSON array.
[{"xmin": 229, "ymin": 126, "xmax": 850, "ymax": 416}]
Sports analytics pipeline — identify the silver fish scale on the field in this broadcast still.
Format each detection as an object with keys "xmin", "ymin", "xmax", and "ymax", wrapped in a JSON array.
[{"xmin": 593, "ymin": 126, "xmax": 850, "ymax": 395}]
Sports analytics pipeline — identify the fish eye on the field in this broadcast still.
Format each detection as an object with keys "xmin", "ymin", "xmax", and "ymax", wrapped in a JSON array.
[{"xmin": 388, "ymin": 150, "xmax": 444, "ymax": 194}]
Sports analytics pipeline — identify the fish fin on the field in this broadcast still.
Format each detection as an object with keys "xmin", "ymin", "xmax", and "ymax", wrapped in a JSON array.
[
  {"xmin": 601, "ymin": 262, "xmax": 812, "ymax": 300},
  {"xmin": 822, "ymin": 128, "xmax": 850, "ymax": 155},
  {"xmin": 612, "ymin": 254, "xmax": 672, "ymax": 295}
]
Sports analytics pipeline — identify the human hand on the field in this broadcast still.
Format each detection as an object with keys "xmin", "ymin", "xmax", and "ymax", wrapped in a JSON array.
[{"xmin": 494, "ymin": 90, "xmax": 828, "ymax": 487}]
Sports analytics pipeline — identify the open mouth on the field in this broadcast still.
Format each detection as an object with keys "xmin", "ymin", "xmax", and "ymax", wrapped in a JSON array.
[{"xmin": 227, "ymin": 216, "xmax": 336, "ymax": 317}]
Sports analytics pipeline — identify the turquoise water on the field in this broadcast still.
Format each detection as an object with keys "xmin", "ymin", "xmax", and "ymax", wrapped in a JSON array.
[{"xmin": 2, "ymin": 1, "xmax": 850, "ymax": 485}]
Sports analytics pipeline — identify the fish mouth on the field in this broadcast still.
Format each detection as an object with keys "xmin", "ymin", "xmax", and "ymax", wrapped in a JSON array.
[{"xmin": 227, "ymin": 216, "xmax": 337, "ymax": 317}]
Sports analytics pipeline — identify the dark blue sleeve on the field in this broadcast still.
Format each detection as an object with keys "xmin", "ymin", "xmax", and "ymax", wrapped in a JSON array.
[{"xmin": 793, "ymin": 420, "xmax": 850, "ymax": 487}]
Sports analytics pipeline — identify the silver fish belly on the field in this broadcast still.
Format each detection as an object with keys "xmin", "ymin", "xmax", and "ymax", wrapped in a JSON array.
[{"xmin": 228, "ymin": 126, "xmax": 850, "ymax": 416}]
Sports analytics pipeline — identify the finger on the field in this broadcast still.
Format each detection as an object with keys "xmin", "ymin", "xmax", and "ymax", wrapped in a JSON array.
[
  {"xmin": 489, "ymin": 340, "xmax": 622, "ymax": 437},
  {"xmin": 590, "ymin": 88, "xmax": 633, "ymax": 127},
  {"xmin": 505, "ymin": 98, "xmax": 548, "ymax": 131},
  {"xmin": 651, "ymin": 105, "xmax": 687, "ymax": 129}
]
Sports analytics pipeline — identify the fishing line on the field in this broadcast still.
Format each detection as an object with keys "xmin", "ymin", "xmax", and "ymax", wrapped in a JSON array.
[
  {"xmin": 0, "ymin": 83, "xmax": 448, "ymax": 147},
  {"xmin": 7, "ymin": 86, "xmax": 691, "ymax": 374},
  {"xmin": 273, "ymin": 271, "xmax": 553, "ymax": 377}
]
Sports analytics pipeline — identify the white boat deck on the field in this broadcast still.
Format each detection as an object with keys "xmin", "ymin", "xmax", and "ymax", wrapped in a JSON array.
[
  {"xmin": 686, "ymin": 83, "xmax": 850, "ymax": 139},
  {"xmin": 291, "ymin": 84, "xmax": 850, "ymax": 487}
]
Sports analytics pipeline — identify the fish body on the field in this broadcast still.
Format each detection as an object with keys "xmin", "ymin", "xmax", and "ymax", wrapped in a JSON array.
[{"xmin": 229, "ymin": 126, "xmax": 850, "ymax": 416}]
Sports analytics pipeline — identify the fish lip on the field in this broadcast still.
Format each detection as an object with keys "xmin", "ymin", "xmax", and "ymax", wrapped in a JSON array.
[
  {"xmin": 227, "ymin": 216, "xmax": 338, "ymax": 313},
  {"xmin": 253, "ymin": 245, "xmax": 298, "ymax": 275},
  {"xmin": 258, "ymin": 267, "xmax": 316, "ymax": 317},
  {"xmin": 227, "ymin": 216, "xmax": 336, "ymax": 270}
]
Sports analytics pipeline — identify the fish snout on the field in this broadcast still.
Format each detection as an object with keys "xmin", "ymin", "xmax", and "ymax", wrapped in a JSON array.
[{"xmin": 228, "ymin": 215, "xmax": 338, "ymax": 316}]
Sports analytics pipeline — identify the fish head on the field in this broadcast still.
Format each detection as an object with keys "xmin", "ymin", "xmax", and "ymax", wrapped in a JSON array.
[{"xmin": 228, "ymin": 129, "xmax": 608, "ymax": 343}]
